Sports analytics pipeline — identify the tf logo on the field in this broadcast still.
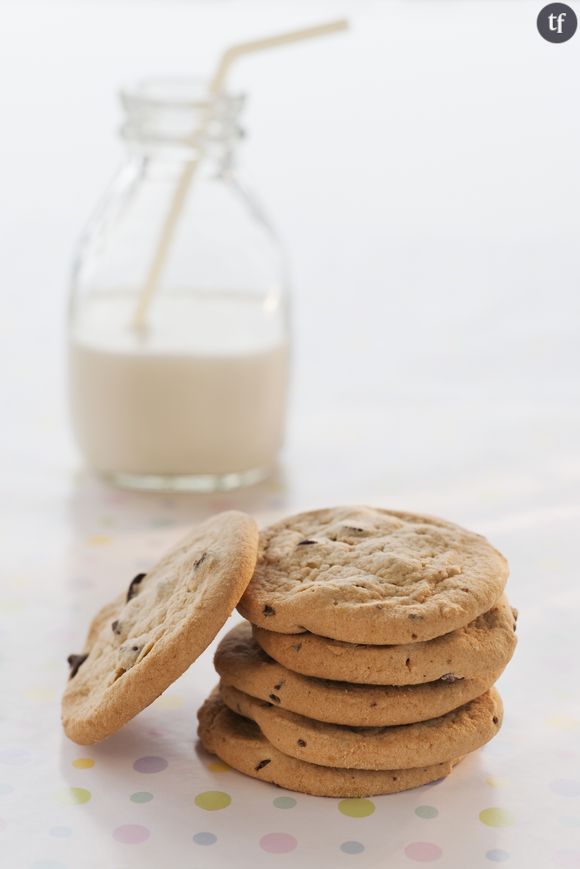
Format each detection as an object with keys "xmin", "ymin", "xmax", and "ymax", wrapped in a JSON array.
[{"xmin": 537, "ymin": 3, "xmax": 578, "ymax": 42}]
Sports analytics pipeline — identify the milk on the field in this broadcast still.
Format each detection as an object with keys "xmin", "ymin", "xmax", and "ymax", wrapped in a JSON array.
[{"xmin": 69, "ymin": 292, "xmax": 289, "ymax": 479}]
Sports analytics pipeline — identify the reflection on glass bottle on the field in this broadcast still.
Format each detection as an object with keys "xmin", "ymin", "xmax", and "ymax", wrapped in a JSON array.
[{"xmin": 68, "ymin": 78, "xmax": 290, "ymax": 491}]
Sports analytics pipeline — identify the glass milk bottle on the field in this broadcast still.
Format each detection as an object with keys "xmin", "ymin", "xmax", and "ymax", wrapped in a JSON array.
[{"xmin": 68, "ymin": 79, "xmax": 290, "ymax": 491}]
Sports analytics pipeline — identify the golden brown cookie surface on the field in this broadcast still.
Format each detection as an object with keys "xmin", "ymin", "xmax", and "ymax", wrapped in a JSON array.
[
  {"xmin": 62, "ymin": 512, "xmax": 258, "ymax": 745},
  {"xmin": 219, "ymin": 681, "xmax": 503, "ymax": 770},
  {"xmin": 238, "ymin": 507, "xmax": 508, "ymax": 644},
  {"xmin": 253, "ymin": 597, "xmax": 517, "ymax": 685},
  {"xmin": 215, "ymin": 621, "xmax": 504, "ymax": 726},
  {"xmin": 197, "ymin": 690, "xmax": 462, "ymax": 798}
]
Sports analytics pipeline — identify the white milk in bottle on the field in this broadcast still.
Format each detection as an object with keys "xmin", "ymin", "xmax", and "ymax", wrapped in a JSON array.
[
  {"xmin": 69, "ymin": 291, "xmax": 289, "ymax": 486},
  {"xmin": 68, "ymin": 79, "xmax": 290, "ymax": 489}
]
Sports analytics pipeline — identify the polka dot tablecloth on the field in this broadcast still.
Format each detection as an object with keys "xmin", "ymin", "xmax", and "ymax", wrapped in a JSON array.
[{"xmin": 2, "ymin": 420, "xmax": 580, "ymax": 868}]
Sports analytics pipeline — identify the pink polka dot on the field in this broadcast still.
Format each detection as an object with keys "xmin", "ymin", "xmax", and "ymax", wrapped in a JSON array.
[
  {"xmin": 133, "ymin": 756, "xmax": 167, "ymax": 774},
  {"xmin": 260, "ymin": 833, "xmax": 298, "ymax": 854},
  {"xmin": 113, "ymin": 824, "xmax": 150, "ymax": 844},
  {"xmin": 405, "ymin": 842, "xmax": 442, "ymax": 862},
  {"xmin": 554, "ymin": 851, "xmax": 580, "ymax": 869}
]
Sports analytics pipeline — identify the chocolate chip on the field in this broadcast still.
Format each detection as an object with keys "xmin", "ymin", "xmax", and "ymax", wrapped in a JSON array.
[
  {"xmin": 492, "ymin": 715, "xmax": 499, "ymax": 724},
  {"xmin": 126, "ymin": 573, "xmax": 146, "ymax": 602},
  {"xmin": 263, "ymin": 605, "xmax": 275, "ymax": 616},
  {"xmin": 297, "ymin": 539, "xmax": 316, "ymax": 545},
  {"xmin": 268, "ymin": 694, "xmax": 281, "ymax": 704},
  {"xmin": 118, "ymin": 640, "xmax": 144, "ymax": 669},
  {"xmin": 297, "ymin": 739, "xmax": 306, "ymax": 747},
  {"xmin": 440, "ymin": 673, "xmax": 461, "ymax": 683},
  {"xmin": 343, "ymin": 526, "xmax": 364, "ymax": 533},
  {"xmin": 273, "ymin": 682, "xmax": 284, "ymax": 691},
  {"xmin": 255, "ymin": 759, "xmax": 271, "ymax": 771},
  {"xmin": 408, "ymin": 613, "xmax": 420, "ymax": 620},
  {"xmin": 67, "ymin": 653, "xmax": 88, "ymax": 679},
  {"xmin": 291, "ymin": 642, "xmax": 302, "ymax": 652},
  {"xmin": 193, "ymin": 552, "xmax": 207, "ymax": 569},
  {"xmin": 111, "ymin": 620, "xmax": 122, "ymax": 635},
  {"xmin": 370, "ymin": 702, "xmax": 377, "ymax": 708}
]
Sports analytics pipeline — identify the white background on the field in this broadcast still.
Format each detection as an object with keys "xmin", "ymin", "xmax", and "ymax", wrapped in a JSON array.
[
  {"xmin": 2, "ymin": 0, "xmax": 579, "ymax": 485},
  {"xmin": 1, "ymin": 4, "xmax": 580, "ymax": 869}
]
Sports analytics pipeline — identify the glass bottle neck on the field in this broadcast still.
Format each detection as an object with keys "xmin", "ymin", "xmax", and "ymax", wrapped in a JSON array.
[{"xmin": 120, "ymin": 77, "xmax": 244, "ymax": 169}]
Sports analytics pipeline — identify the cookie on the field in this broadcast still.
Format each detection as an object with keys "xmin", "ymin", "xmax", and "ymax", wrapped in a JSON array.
[
  {"xmin": 62, "ymin": 512, "xmax": 258, "ymax": 744},
  {"xmin": 198, "ymin": 690, "xmax": 463, "ymax": 798},
  {"xmin": 240, "ymin": 507, "xmax": 510, "ymax": 645},
  {"xmin": 215, "ymin": 621, "xmax": 504, "ymax": 726},
  {"xmin": 219, "ymin": 681, "xmax": 502, "ymax": 770},
  {"xmin": 253, "ymin": 597, "xmax": 517, "ymax": 685},
  {"xmin": 238, "ymin": 507, "xmax": 508, "ymax": 644}
]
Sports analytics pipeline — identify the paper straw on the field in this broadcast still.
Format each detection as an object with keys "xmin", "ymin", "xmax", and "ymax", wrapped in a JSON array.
[{"xmin": 131, "ymin": 19, "xmax": 349, "ymax": 330}]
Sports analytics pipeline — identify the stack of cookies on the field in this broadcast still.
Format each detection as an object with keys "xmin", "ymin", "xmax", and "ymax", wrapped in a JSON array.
[{"xmin": 199, "ymin": 507, "xmax": 517, "ymax": 798}]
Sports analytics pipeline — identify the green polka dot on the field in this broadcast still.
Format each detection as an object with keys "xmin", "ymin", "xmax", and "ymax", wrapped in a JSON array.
[
  {"xmin": 130, "ymin": 791, "xmax": 153, "ymax": 803},
  {"xmin": 59, "ymin": 787, "xmax": 91, "ymax": 805},
  {"xmin": 273, "ymin": 796, "xmax": 297, "ymax": 809},
  {"xmin": 338, "ymin": 798, "xmax": 375, "ymax": 818},
  {"xmin": 194, "ymin": 790, "xmax": 231, "ymax": 811},
  {"xmin": 479, "ymin": 807, "xmax": 515, "ymax": 827},
  {"xmin": 415, "ymin": 805, "xmax": 439, "ymax": 819}
]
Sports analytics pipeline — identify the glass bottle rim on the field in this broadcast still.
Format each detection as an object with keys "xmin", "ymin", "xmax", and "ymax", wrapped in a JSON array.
[{"xmin": 119, "ymin": 77, "xmax": 245, "ymax": 147}]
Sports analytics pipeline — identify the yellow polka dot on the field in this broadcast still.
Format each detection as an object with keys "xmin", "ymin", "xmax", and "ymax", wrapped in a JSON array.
[
  {"xmin": 59, "ymin": 787, "xmax": 91, "ymax": 805},
  {"xmin": 479, "ymin": 807, "xmax": 515, "ymax": 827},
  {"xmin": 25, "ymin": 688, "xmax": 56, "ymax": 703},
  {"xmin": 538, "ymin": 559, "xmax": 564, "ymax": 571},
  {"xmin": 207, "ymin": 760, "xmax": 231, "ymax": 773},
  {"xmin": 72, "ymin": 758, "xmax": 95, "ymax": 769},
  {"xmin": 153, "ymin": 694, "xmax": 184, "ymax": 710},
  {"xmin": 86, "ymin": 535, "xmax": 112, "ymax": 546},
  {"xmin": 547, "ymin": 715, "xmax": 580, "ymax": 732},
  {"xmin": 338, "ymin": 798, "xmax": 375, "ymax": 818},
  {"xmin": 0, "ymin": 601, "xmax": 24, "ymax": 614},
  {"xmin": 194, "ymin": 790, "xmax": 231, "ymax": 810},
  {"xmin": 485, "ymin": 776, "xmax": 509, "ymax": 788}
]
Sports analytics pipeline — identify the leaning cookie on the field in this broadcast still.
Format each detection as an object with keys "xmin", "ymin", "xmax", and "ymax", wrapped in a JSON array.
[
  {"xmin": 198, "ymin": 690, "xmax": 463, "ymax": 798},
  {"xmin": 215, "ymin": 621, "xmax": 504, "ymax": 726},
  {"xmin": 253, "ymin": 597, "xmax": 517, "ymax": 685},
  {"xmin": 238, "ymin": 507, "xmax": 509, "ymax": 644},
  {"xmin": 219, "ymin": 681, "xmax": 503, "ymax": 770},
  {"xmin": 62, "ymin": 512, "xmax": 258, "ymax": 744}
]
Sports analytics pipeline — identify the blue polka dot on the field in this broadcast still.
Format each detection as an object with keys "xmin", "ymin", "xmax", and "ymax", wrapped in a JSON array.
[
  {"xmin": 341, "ymin": 841, "xmax": 365, "ymax": 854},
  {"xmin": 560, "ymin": 816, "xmax": 580, "ymax": 828},
  {"xmin": 193, "ymin": 832, "xmax": 217, "ymax": 846},
  {"xmin": 273, "ymin": 796, "xmax": 297, "ymax": 809},
  {"xmin": 415, "ymin": 804, "xmax": 439, "ymax": 819},
  {"xmin": 486, "ymin": 849, "xmax": 510, "ymax": 862},
  {"xmin": 49, "ymin": 826, "xmax": 72, "ymax": 838},
  {"xmin": 130, "ymin": 791, "xmax": 154, "ymax": 803},
  {"xmin": 0, "ymin": 783, "xmax": 13, "ymax": 795}
]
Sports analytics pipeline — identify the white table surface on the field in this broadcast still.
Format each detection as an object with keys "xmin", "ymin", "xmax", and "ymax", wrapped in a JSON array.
[{"xmin": 1, "ymin": 2, "xmax": 579, "ymax": 868}]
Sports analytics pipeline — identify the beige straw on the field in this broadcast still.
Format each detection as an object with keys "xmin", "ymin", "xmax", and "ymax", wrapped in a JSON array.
[{"xmin": 132, "ymin": 19, "xmax": 349, "ymax": 330}]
